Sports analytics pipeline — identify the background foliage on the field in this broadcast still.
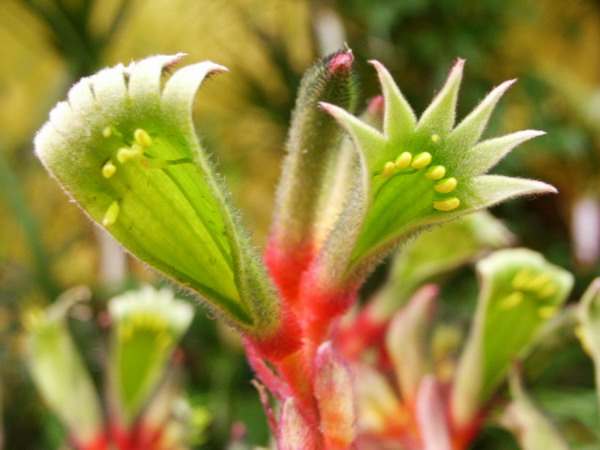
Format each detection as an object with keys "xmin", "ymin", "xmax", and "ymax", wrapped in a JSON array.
[{"xmin": 1, "ymin": 0, "xmax": 599, "ymax": 448}]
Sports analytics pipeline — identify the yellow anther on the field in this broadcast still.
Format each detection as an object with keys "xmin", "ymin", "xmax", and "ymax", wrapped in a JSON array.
[
  {"xmin": 102, "ymin": 127, "xmax": 112, "ymax": 138},
  {"xmin": 433, "ymin": 197, "xmax": 460, "ymax": 211},
  {"xmin": 102, "ymin": 201, "xmax": 120, "ymax": 227},
  {"xmin": 434, "ymin": 177, "xmax": 457, "ymax": 194},
  {"xmin": 102, "ymin": 160, "xmax": 117, "ymax": 178},
  {"xmin": 117, "ymin": 147, "xmax": 133, "ymax": 164},
  {"xmin": 119, "ymin": 324, "xmax": 133, "ymax": 341},
  {"xmin": 394, "ymin": 152, "xmax": 412, "ymax": 170},
  {"xmin": 134, "ymin": 128, "xmax": 153, "ymax": 148},
  {"xmin": 538, "ymin": 282, "xmax": 557, "ymax": 299},
  {"xmin": 511, "ymin": 269, "xmax": 533, "ymax": 290},
  {"xmin": 425, "ymin": 165, "xmax": 446, "ymax": 180},
  {"xmin": 380, "ymin": 161, "xmax": 396, "ymax": 178},
  {"xmin": 135, "ymin": 312, "xmax": 148, "ymax": 328},
  {"xmin": 411, "ymin": 152, "xmax": 432, "ymax": 169},
  {"xmin": 537, "ymin": 305, "xmax": 558, "ymax": 319},
  {"xmin": 527, "ymin": 273, "xmax": 551, "ymax": 291},
  {"xmin": 498, "ymin": 292, "xmax": 524, "ymax": 310},
  {"xmin": 116, "ymin": 145, "xmax": 143, "ymax": 164},
  {"xmin": 156, "ymin": 332, "xmax": 173, "ymax": 350},
  {"xmin": 148, "ymin": 315, "xmax": 165, "ymax": 331},
  {"xmin": 431, "ymin": 134, "xmax": 440, "ymax": 143}
]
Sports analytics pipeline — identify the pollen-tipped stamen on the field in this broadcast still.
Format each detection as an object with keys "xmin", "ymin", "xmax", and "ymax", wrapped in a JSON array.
[
  {"xmin": 102, "ymin": 201, "xmax": 120, "ymax": 227},
  {"xmin": 538, "ymin": 305, "xmax": 558, "ymax": 319},
  {"xmin": 380, "ymin": 161, "xmax": 396, "ymax": 178},
  {"xmin": 102, "ymin": 160, "xmax": 117, "ymax": 178},
  {"xmin": 499, "ymin": 292, "xmax": 524, "ymax": 310},
  {"xmin": 512, "ymin": 269, "xmax": 533, "ymax": 290},
  {"xmin": 411, "ymin": 152, "xmax": 432, "ymax": 169},
  {"xmin": 538, "ymin": 283, "xmax": 557, "ymax": 298},
  {"xmin": 425, "ymin": 165, "xmax": 446, "ymax": 180},
  {"xmin": 395, "ymin": 152, "xmax": 412, "ymax": 170},
  {"xmin": 117, "ymin": 145, "xmax": 143, "ymax": 164},
  {"xmin": 433, "ymin": 197, "xmax": 460, "ymax": 211},
  {"xmin": 434, "ymin": 177, "xmax": 458, "ymax": 194},
  {"xmin": 134, "ymin": 128, "xmax": 153, "ymax": 148}
]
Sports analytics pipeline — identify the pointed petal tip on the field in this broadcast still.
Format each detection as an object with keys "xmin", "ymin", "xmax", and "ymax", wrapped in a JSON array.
[
  {"xmin": 318, "ymin": 101, "xmax": 341, "ymax": 115},
  {"xmin": 368, "ymin": 59, "xmax": 392, "ymax": 79},
  {"xmin": 522, "ymin": 178, "xmax": 558, "ymax": 195},
  {"xmin": 524, "ymin": 129, "xmax": 546, "ymax": 137},
  {"xmin": 455, "ymin": 57, "xmax": 466, "ymax": 66},
  {"xmin": 452, "ymin": 57, "xmax": 466, "ymax": 71},
  {"xmin": 497, "ymin": 78, "xmax": 518, "ymax": 92}
]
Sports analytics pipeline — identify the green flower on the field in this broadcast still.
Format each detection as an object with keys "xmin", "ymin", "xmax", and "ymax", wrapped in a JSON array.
[
  {"xmin": 451, "ymin": 248, "xmax": 573, "ymax": 430},
  {"xmin": 319, "ymin": 59, "xmax": 555, "ymax": 285},
  {"xmin": 34, "ymin": 55, "xmax": 284, "ymax": 341}
]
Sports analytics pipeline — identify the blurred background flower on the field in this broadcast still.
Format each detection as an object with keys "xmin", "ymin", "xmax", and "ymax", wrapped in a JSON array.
[{"xmin": 1, "ymin": 0, "xmax": 600, "ymax": 448}]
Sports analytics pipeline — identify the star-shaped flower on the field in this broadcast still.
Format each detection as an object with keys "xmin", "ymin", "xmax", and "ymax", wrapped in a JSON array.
[{"xmin": 319, "ymin": 59, "xmax": 555, "ymax": 284}]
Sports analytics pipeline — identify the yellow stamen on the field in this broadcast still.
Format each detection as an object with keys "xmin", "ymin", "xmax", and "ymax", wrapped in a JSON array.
[
  {"xmin": 538, "ymin": 282, "xmax": 557, "ymax": 299},
  {"xmin": 102, "ymin": 127, "xmax": 112, "ymax": 138},
  {"xmin": 380, "ymin": 161, "xmax": 395, "ymax": 178},
  {"xmin": 511, "ymin": 269, "xmax": 533, "ymax": 290},
  {"xmin": 431, "ymin": 134, "xmax": 440, "ymax": 143},
  {"xmin": 434, "ymin": 177, "xmax": 457, "ymax": 194},
  {"xmin": 425, "ymin": 165, "xmax": 446, "ymax": 180},
  {"xmin": 498, "ymin": 292, "xmax": 524, "ymax": 310},
  {"xmin": 134, "ymin": 128, "xmax": 153, "ymax": 147},
  {"xmin": 538, "ymin": 305, "xmax": 558, "ymax": 319},
  {"xmin": 119, "ymin": 323, "xmax": 133, "ymax": 341},
  {"xmin": 411, "ymin": 152, "xmax": 432, "ymax": 169},
  {"xmin": 102, "ymin": 201, "xmax": 120, "ymax": 227},
  {"xmin": 433, "ymin": 197, "xmax": 460, "ymax": 211},
  {"xmin": 116, "ymin": 145, "xmax": 143, "ymax": 164},
  {"xmin": 102, "ymin": 160, "xmax": 117, "ymax": 178},
  {"xmin": 394, "ymin": 152, "xmax": 412, "ymax": 170},
  {"xmin": 527, "ymin": 273, "xmax": 551, "ymax": 290}
]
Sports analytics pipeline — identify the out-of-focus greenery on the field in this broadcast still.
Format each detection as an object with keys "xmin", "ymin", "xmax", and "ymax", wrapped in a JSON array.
[{"xmin": 1, "ymin": 0, "xmax": 600, "ymax": 448}]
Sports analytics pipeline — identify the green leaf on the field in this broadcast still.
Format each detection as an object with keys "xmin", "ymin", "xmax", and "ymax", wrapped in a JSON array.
[
  {"xmin": 35, "ymin": 55, "xmax": 282, "ymax": 336},
  {"xmin": 108, "ymin": 285, "xmax": 193, "ymax": 424},
  {"xmin": 319, "ymin": 60, "xmax": 552, "ymax": 288},
  {"xmin": 24, "ymin": 288, "xmax": 102, "ymax": 446},
  {"xmin": 451, "ymin": 249, "xmax": 573, "ymax": 429}
]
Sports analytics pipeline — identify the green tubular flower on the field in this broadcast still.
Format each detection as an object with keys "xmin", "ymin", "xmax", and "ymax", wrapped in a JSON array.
[
  {"xmin": 319, "ymin": 59, "xmax": 555, "ymax": 284},
  {"xmin": 24, "ymin": 288, "xmax": 103, "ymax": 447},
  {"xmin": 34, "ymin": 55, "xmax": 285, "ymax": 341},
  {"xmin": 451, "ymin": 248, "xmax": 573, "ymax": 431},
  {"xmin": 108, "ymin": 285, "xmax": 193, "ymax": 424}
]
